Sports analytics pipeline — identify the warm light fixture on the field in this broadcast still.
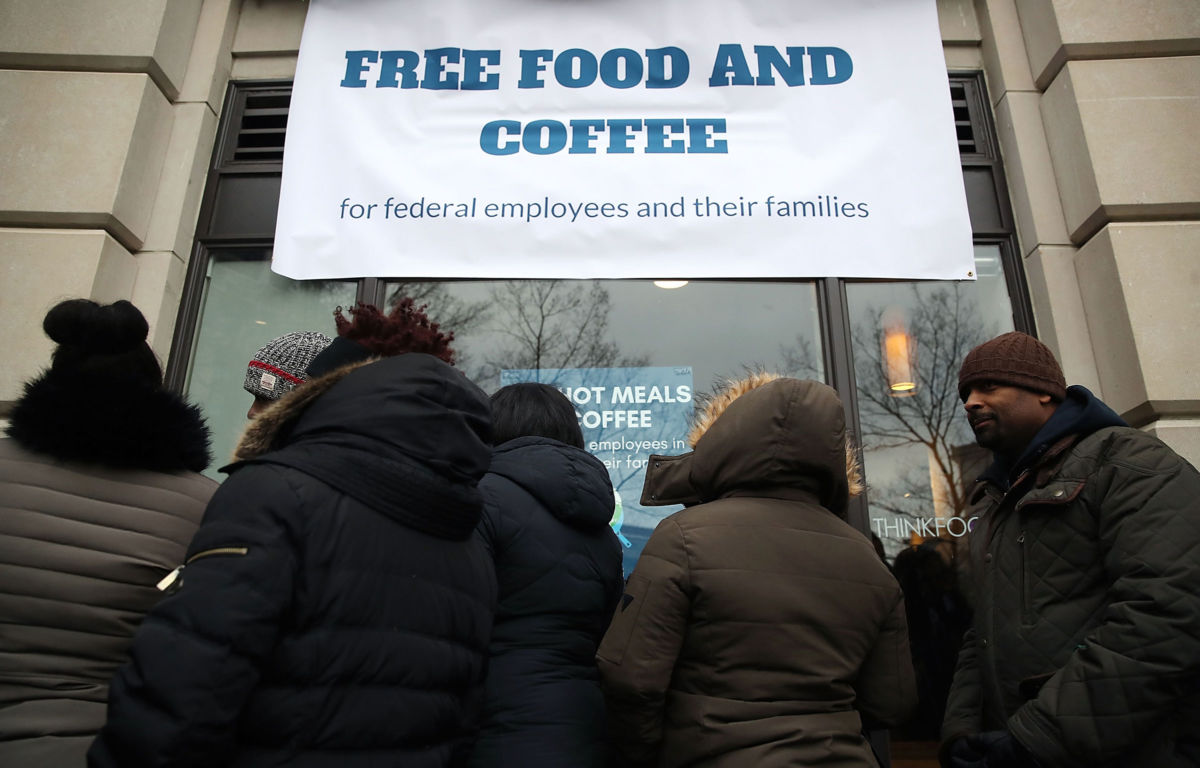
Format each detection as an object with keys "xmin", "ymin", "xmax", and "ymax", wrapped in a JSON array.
[
  {"xmin": 882, "ymin": 308, "xmax": 917, "ymax": 397},
  {"xmin": 653, "ymin": 280, "xmax": 689, "ymax": 289}
]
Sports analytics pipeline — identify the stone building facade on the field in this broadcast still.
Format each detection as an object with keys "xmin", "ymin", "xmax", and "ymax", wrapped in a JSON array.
[{"xmin": 2, "ymin": 0, "xmax": 1198, "ymax": 465}]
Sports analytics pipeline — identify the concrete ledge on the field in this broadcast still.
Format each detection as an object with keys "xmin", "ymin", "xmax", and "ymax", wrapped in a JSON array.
[
  {"xmin": 0, "ymin": 0, "xmax": 202, "ymax": 100},
  {"xmin": 1016, "ymin": 0, "xmax": 1200, "ymax": 89},
  {"xmin": 1142, "ymin": 417, "xmax": 1200, "ymax": 468}
]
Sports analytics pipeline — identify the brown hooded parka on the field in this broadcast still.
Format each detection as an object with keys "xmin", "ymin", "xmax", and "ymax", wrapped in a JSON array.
[{"xmin": 597, "ymin": 375, "xmax": 916, "ymax": 767}]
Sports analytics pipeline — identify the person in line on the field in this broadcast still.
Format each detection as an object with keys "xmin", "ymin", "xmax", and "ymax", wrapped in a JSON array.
[
  {"xmin": 598, "ymin": 373, "xmax": 916, "ymax": 768},
  {"xmin": 942, "ymin": 332, "xmax": 1200, "ymax": 768},
  {"xmin": 467, "ymin": 383, "xmax": 623, "ymax": 768},
  {"xmin": 89, "ymin": 300, "xmax": 497, "ymax": 767},
  {"xmin": 892, "ymin": 539, "xmax": 972, "ymax": 741},
  {"xmin": 243, "ymin": 330, "xmax": 332, "ymax": 418},
  {"xmin": 0, "ymin": 299, "xmax": 215, "ymax": 766}
]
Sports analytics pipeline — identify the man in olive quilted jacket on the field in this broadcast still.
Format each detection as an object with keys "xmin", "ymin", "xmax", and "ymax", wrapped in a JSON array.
[{"xmin": 941, "ymin": 332, "xmax": 1200, "ymax": 768}]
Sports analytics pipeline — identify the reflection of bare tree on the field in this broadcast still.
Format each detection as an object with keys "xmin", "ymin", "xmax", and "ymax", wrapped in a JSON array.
[
  {"xmin": 386, "ymin": 281, "xmax": 492, "ymax": 374},
  {"xmin": 482, "ymin": 281, "xmax": 661, "ymax": 502},
  {"xmin": 853, "ymin": 285, "xmax": 994, "ymax": 521},
  {"xmin": 385, "ymin": 281, "xmax": 491, "ymax": 335},
  {"xmin": 779, "ymin": 335, "xmax": 822, "ymax": 380},
  {"xmin": 483, "ymin": 281, "xmax": 648, "ymax": 375}
]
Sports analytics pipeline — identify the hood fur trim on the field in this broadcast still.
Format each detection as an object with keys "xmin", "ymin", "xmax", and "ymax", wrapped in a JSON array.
[
  {"xmin": 688, "ymin": 372, "xmax": 864, "ymax": 498},
  {"xmin": 232, "ymin": 358, "xmax": 376, "ymax": 464},
  {"xmin": 7, "ymin": 369, "xmax": 211, "ymax": 472}
]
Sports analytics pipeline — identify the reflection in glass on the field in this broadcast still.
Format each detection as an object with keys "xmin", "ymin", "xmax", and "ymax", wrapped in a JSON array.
[
  {"xmin": 385, "ymin": 280, "xmax": 824, "ymax": 393},
  {"xmin": 849, "ymin": 245, "xmax": 1015, "ymax": 743},
  {"xmin": 385, "ymin": 279, "xmax": 823, "ymax": 573},
  {"xmin": 848, "ymin": 247, "xmax": 1013, "ymax": 558},
  {"xmin": 184, "ymin": 250, "xmax": 357, "ymax": 477},
  {"xmin": 882, "ymin": 308, "xmax": 917, "ymax": 396}
]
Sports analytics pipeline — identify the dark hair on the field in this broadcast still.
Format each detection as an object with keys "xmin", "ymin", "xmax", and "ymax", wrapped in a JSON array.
[
  {"xmin": 332, "ymin": 298, "xmax": 455, "ymax": 364},
  {"xmin": 490, "ymin": 382, "xmax": 584, "ymax": 449},
  {"xmin": 43, "ymin": 299, "xmax": 162, "ymax": 386}
]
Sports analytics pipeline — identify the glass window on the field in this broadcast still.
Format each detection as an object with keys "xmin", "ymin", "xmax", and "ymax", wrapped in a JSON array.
[
  {"xmin": 846, "ymin": 246, "xmax": 1013, "ymax": 741},
  {"xmin": 183, "ymin": 248, "xmax": 357, "ymax": 477},
  {"xmin": 847, "ymin": 245, "xmax": 1013, "ymax": 558},
  {"xmin": 385, "ymin": 279, "xmax": 824, "ymax": 572}
]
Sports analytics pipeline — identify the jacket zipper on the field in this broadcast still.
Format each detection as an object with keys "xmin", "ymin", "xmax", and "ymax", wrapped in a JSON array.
[
  {"xmin": 186, "ymin": 546, "xmax": 249, "ymax": 564},
  {"xmin": 158, "ymin": 547, "xmax": 250, "ymax": 593}
]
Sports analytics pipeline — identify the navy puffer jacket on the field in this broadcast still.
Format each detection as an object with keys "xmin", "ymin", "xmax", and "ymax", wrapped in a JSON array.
[
  {"xmin": 89, "ymin": 354, "xmax": 497, "ymax": 768},
  {"xmin": 467, "ymin": 436, "xmax": 623, "ymax": 768}
]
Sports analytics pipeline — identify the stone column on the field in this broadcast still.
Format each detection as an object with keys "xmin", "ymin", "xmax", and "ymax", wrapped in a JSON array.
[
  {"xmin": 976, "ymin": 0, "xmax": 1200, "ymax": 463},
  {"xmin": 0, "ymin": 0, "xmax": 240, "ymax": 410}
]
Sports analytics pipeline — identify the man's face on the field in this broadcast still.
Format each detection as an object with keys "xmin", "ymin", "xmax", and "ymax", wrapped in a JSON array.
[
  {"xmin": 963, "ymin": 381, "xmax": 1056, "ymax": 459},
  {"xmin": 247, "ymin": 395, "xmax": 274, "ymax": 419}
]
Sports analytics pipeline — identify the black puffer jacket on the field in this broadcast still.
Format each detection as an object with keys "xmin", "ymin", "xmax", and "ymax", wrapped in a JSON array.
[
  {"xmin": 467, "ymin": 437, "xmax": 623, "ymax": 768},
  {"xmin": 89, "ymin": 354, "xmax": 498, "ymax": 768}
]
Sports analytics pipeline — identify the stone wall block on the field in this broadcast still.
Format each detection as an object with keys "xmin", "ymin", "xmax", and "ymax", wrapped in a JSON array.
[
  {"xmin": 0, "ymin": 0, "xmax": 203, "ymax": 99},
  {"xmin": 1075, "ymin": 222, "xmax": 1200, "ymax": 416},
  {"xmin": 994, "ymin": 91, "xmax": 1071, "ymax": 253},
  {"xmin": 1023, "ymin": 245, "xmax": 1101, "ymax": 395},
  {"xmin": 0, "ymin": 71, "xmax": 173, "ymax": 250},
  {"xmin": 1042, "ymin": 58, "xmax": 1200, "ymax": 242},
  {"xmin": 0, "ymin": 229, "xmax": 136, "ymax": 401},
  {"xmin": 1016, "ymin": 0, "xmax": 1200, "ymax": 89},
  {"xmin": 975, "ymin": 0, "xmax": 1037, "ymax": 101},
  {"xmin": 143, "ymin": 103, "xmax": 219, "ymax": 256}
]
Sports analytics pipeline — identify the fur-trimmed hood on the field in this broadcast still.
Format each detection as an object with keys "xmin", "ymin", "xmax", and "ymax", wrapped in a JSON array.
[
  {"xmin": 5, "ymin": 367, "xmax": 211, "ymax": 472},
  {"xmin": 230, "ymin": 359, "xmax": 373, "ymax": 464},
  {"xmin": 225, "ymin": 353, "xmax": 493, "ymax": 541},
  {"xmin": 641, "ymin": 374, "xmax": 861, "ymax": 517}
]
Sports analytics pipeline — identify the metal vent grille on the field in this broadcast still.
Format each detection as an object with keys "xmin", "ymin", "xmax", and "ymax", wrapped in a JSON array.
[
  {"xmin": 233, "ymin": 91, "xmax": 290, "ymax": 163},
  {"xmin": 950, "ymin": 81, "xmax": 977, "ymax": 154}
]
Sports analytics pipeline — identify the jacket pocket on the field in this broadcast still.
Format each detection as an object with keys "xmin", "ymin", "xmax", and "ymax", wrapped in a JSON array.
[
  {"xmin": 159, "ymin": 547, "xmax": 250, "ymax": 594},
  {"xmin": 187, "ymin": 546, "xmax": 249, "ymax": 564},
  {"xmin": 1017, "ymin": 531, "xmax": 1034, "ymax": 625}
]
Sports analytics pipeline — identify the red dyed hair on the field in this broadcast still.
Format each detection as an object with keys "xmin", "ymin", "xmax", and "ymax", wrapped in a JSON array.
[{"xmin": 332, "ymin": 298, "xmax": 455, "ymax": 365}]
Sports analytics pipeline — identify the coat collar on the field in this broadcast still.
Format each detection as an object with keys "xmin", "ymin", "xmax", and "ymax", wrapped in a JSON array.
[
  {"xmin": 6, "ymin": 368, "xmax": 211, "ymax": 472},
  {"xmin": 229, "ymin": 359, "xmax": 372, "ymax": 465}
]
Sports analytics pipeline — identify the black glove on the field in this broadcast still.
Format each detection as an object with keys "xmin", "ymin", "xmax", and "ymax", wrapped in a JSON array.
[
  {"xmin": 948, "ymin": 731, "xmax": 1041, "ymax": 768},
  {"xmin": 943, "ymin": 734, "xmax": 984, "ymax": 768}
]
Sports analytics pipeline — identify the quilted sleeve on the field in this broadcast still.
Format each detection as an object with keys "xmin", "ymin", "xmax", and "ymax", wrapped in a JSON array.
[
  {"xmin": 595, "ymin": 517, "xmax": 691, "ymax": 768},
  {"xmin": 1008, "ymin": 436, "xmax": 1200, "ymax": 767},
  {"xmin": 941, "ymin": 626, "xmax": 983, "ymax": 741},
  {"xmin": 88, "ymin": 465, "xmax": 301, "ymax": 768}
]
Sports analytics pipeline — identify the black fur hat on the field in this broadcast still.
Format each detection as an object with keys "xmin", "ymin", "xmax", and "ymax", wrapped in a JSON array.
[{"xmin": 5, "ymin": 298, "xmax": 211, "ymax": 471}]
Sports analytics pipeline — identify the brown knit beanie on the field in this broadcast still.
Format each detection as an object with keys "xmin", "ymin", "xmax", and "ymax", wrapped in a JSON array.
[{"xmin": 958, "ymin": 331, "xmax": 1066, "ymax": 402}]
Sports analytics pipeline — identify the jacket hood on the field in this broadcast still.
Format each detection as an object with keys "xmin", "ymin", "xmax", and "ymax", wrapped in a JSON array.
[
  {"xmin": 229, "ymin": 353, "xmax": 492, "ymax": 540},
  {"xmin": 643, "ymin": 374, "xmax": 862, "ymax": 516},
  {"xmin": 488, "ymin": 436, "xmax": 615, "ymax": 532},
  {"xmin": 6, "ymin": 367, "xmax": 211, "ymax": 472}
]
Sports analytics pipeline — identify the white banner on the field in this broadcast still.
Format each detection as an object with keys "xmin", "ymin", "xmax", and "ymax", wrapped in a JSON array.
[{"xmin": 274, "ymin": 0, "xmax": 974, "ymax": 280}]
